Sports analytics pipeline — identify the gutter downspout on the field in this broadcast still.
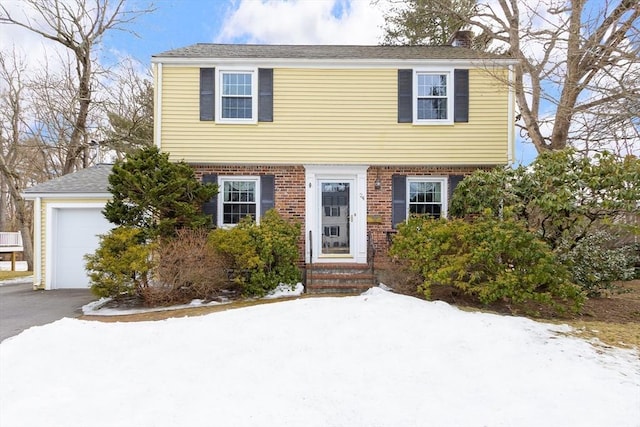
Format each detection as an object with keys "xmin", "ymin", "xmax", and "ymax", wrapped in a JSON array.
[
  {"xmin": 154, "ymin": 62, "xmax": 163, "ymax": 150},
  {"xmin": 33, "ymin": 197, "xmax": 43, "ymax": 290},
  {"xmin": 507, "ymin": 65, "xmax": 515, "ymax": 165}
]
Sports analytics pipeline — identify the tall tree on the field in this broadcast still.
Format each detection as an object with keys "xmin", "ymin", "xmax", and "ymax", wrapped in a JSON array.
[
  {"xmin": 0, "ymin": 51, "xmax": 34, "ymax": 268},
  {"xmin": 381, "ymin": 0, "xmax": 478, "ymax": 46},
  {"xmin": 103, "ymin": 60, "xmax": 154, "ymax": 158},
  {"xmin": 0, "ymin": 0, "xmax": 154, "ymax": 174},
  {"xmin": 379, "ymin": 0, "xmax": 640, "ymax": 155}
]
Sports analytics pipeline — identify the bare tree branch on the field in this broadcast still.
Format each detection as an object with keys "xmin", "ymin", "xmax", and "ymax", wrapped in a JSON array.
[{"xmin": 0, "ymin": 0, "xmax": 155, "ymax": 174}]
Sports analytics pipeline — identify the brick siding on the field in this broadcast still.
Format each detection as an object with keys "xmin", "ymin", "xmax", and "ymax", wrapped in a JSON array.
[{"xmin": 192, "ymin": 163, "xmax": 487, "ymax": 266}]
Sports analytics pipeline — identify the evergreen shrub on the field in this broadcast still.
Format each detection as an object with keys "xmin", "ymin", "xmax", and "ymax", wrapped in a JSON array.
[
  {"xmin": 209, "ymin": 210, "xmax": 301, "ymax": 297},
  {"xmin": 557, "ymin": 231, "xmax": 637, "ymax": 297},
  {"xmin": 84, "ymin": 226, "xmax": 156, "ymax": 299},
  {"xmin": 389, "ymin": 215, "xmax": 584, "ymax": 313}
]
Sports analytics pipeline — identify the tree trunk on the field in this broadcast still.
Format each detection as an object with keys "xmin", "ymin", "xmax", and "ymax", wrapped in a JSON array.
[{"xmin": 0, "ymin": 162, "xmax": 33, "ymax": 270}]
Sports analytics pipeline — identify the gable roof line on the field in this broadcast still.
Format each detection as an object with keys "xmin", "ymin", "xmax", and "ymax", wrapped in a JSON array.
[{"xmin": 152, "ymin": 43, "xmax": 513, "ymax": 63}]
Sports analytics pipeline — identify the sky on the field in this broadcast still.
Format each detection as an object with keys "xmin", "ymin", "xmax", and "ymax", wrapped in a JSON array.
[
  {"xmin": 1, "ymin": 287, "xmax": 638, "ymax": 426},
  {"xmin": 0, "ymin": 0, "xmax": 542, "ymax": 164}
]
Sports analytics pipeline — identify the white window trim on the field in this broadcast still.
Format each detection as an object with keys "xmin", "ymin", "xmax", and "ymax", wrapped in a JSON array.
[
  {"xmin": 215, "ymin": 68, "xmax": 258, "ymax": 124},
  {"xmin": 406, "ymin": 176, "xmax": 448, "ymax": 218},
  {"xmin": 218, "ymin": 176, "xmax": 261, "ymax": 227},
  {"xmin": 413, "ymin": 69, "xmax": 453, "ymax": 125}
]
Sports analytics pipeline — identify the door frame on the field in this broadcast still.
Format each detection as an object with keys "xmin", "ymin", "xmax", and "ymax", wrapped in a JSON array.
[{"xmin": 304, "ymin": 165, "xmax": 368, "ymax": 264}]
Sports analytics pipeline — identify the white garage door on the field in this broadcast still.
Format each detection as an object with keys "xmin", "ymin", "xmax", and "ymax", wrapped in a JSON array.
[{"xmin": 52, "ymin": 207, "xmax": 112, "ymax": 289}]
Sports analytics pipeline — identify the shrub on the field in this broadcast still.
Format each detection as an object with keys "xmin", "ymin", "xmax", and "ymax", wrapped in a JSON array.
[
  {"xmin": 147, "ymin": 228, "xmax": 234, "ymax": 305},
  {"xmin": 557, "ymin": 231, "xmax": 637, "ymax": 297},
  {"xmin": 84, "ymin": 227, "xmax": 156, "ymax": 299},
  {"xmin": 209, "ymin": 210, "xmax": 301, "ymax": 297},
  {"xmin": 389, "ymin": 215, "xmax": 584, "ymax": 313},
  {"xmin": 104, "ymin": 146, "xmax": 217, "ymax": 240}
]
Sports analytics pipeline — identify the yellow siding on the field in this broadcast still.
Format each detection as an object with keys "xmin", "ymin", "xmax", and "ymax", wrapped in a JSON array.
[
  {"xmin": 160, "ymin": 67, "xmax": 509, "ymax": 165},
  {"xmin": 39, "ymin": 198, "xmax": 110, "ymax": 288}
]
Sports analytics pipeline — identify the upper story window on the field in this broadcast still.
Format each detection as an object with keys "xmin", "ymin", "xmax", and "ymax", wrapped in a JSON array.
[
  {"xmin": 411, "ymin": 70, "xmax": 454, "ymax": 125},
  {"xmin": 407, "ymin": 177, "xmax": 447, "ymax": 219},
  {"xmin": 417, "ymin": 73, "xmax": 448, "ymax": 120},
  {"xmin": 216, "ymin": 69, "xmax": 257, "ymax": 123},
  {"xmin": 200, "ymin": 68, "xmax": 273, "ymax": 123}
]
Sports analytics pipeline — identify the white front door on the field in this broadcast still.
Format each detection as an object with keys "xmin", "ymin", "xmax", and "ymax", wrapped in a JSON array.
[
  {"xmin": 319, "ymin": 179, "xmax": 354, "ymax": 257},
  {"xmin": 305, "ymin": 166, "xmax": 368, "ymax": 264}
]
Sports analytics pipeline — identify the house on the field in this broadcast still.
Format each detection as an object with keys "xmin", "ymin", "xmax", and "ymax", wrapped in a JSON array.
[
  {"xmin": 151, "ymin": 38, "xmax": 516, "ymax": 292},
  {"xmin": 22, "ymin": 164, "xmax": 113, "ymax": 289}
]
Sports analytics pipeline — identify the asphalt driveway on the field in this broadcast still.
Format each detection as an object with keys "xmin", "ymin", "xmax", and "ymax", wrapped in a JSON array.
[{"xmin": 0, "ymin": 279, "xmax": 96, "ymax": 342}]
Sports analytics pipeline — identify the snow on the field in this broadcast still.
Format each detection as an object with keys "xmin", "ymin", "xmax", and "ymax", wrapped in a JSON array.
[
  {"xmin": 81, "ymin": 283, "xmax": 304, "ymax": 316},
  {"xmin": 263, "ymin": 282, "xmax": 304, "ymax": 299},
  {"xmin": 0, "ymin": 275, "xmax": 32, "ymax": 287},
  {"xmin": 1, "ymin": 287, "xmax": 638, "ymax": 427}
]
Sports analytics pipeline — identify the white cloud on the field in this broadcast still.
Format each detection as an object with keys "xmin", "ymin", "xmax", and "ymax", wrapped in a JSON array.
[
  {"xmin": 0, "ymin": 2, "xmax": 66, "ymax": 72},
  {"xmin": 216, "ymin": 0, "xmax": 386, "ymax": 45}
]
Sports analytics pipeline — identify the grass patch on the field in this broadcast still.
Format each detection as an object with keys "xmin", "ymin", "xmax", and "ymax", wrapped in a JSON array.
[
  {"xmin": 554, "ymin": 320, "xmax": 640, "ymax": 350},
  {"xmin": 0, "ymin": 271, "xmax": 32, "ymax": 280}
]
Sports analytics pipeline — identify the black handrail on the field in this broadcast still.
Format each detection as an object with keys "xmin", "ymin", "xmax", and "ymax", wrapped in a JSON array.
[
  {"xmin": 307, "ymin": 229, "xmax": 312, "ymax": 291},
  {"xmin": 367, "ymin": 230, "xmax": 375, "ymax": 277}
]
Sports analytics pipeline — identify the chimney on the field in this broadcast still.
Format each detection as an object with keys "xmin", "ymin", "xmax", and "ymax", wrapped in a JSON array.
[{"xmin": 450, "ymin": 30, "xmax": 473, "ymax": 48}]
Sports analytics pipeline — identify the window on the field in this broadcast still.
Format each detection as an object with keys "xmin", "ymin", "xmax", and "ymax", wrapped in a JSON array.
[
  {"xmin": 324, "ymin": 226, "xmax": 340, "ymax": 237},
  {"xmin": 392, "ymin": 175, "xmax": 458, "ymax": 228},
  {"xmin": 414, "ymin": 71, "xmax": 452, "ymax": 124},
  {"xmin": 324, "ymin": 206, "xmax": 341, "ymax": 217},
  {"xmin": 220, "ymin": 177, "xmax": 260, "ymax": 226},
  {"xmin": 407, "ymin": 178, "xmax": 447, "ymax": 219},
  {"xmin": 217, "ymin": 70, "xmax": 257, "ymax": 122},
  {"xmin": 200, "ymin": 68, "xmax": 273, "ymax": 123}
]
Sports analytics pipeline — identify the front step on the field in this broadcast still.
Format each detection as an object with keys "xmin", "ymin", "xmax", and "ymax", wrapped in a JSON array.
[{"xmin": 305, "ymin": 263, "xmax": 375, "ymax": 294}]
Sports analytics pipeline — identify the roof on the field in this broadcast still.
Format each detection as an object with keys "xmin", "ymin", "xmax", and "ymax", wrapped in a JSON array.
[
  {"xmin": 23, "ymin": 164, "xmax": 112, "ymax": 195},
  {"xmin": 153, "ymin": 44, "xmax": 509, "ymax": 61}
]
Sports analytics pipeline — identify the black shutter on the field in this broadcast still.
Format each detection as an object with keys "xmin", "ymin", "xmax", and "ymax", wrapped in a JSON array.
[
  {"xmin": 202, "ymin": 174, "xmax": 218, "ymax": 227},
  {"xmin": 392, "ymin": 174, "xmax": 407, "ymax": 228},
  {"xmin": 454, "ymin": 69, "xmax": 469, "ymax": 123},
  {"xmin": 397, "ymin": 69, "xmax": 413, "ymax": 123},
  {"xmin": 200, "ymin": 68, "xmax": 215, "ymax": 121},
  {"xmin": 258, "ymin": 68, "xmax": 273, "ymax": 122},
  {"xmin": 448, "ymin": 174, "xmax": 465, "ymax": 206},
  {"xmin": 260, "ymin": 175, "xmax": 275, "ymax": 218}
]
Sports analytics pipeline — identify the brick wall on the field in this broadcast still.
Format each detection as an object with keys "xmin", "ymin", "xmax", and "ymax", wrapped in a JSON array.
[
  {"xmin": 192, "ymin": 164, "xmax": 307, "ymax": 262},
  {"xmin": 366, "ymin": 165, "xmax": 485, "ymax": 262},
  {"xmin": 191, "ymin": 163, "xmax": 486, "ymax": 266}
]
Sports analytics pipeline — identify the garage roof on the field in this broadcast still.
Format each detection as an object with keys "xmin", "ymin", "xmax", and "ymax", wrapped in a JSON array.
[{"xmin": 23, "ymin": 164, "xmax": 112, "ymax": 195}]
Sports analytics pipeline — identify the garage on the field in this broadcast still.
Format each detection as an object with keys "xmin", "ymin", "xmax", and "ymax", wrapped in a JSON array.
[
  {"xmin": 51, "ymin": 207, "xmax": 112, "ymax": 289},
  {"xmin": 22, "ymin": 164, "xmax": 113, "ymax": 290}
]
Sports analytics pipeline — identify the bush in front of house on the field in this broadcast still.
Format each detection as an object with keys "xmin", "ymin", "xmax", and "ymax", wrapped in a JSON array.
[
  {"xmin": 85, "ymin": 226, "xmax": 156, "ymax": 300},
  {"xmin": 449, "ymin": 149, "xmax": 640, "ymax": 296},
  {"xmin": 389, "ymin": 214, "xmax": 584, "ymax": 313},
  {"xmin": 103, "ymin": 146, "xmax": 217, "ymax": 240},
  {"xmin": 556, "ymin": 230, "xmax": 637, "ymax": 297},
  {"xmin": 147, "ymin": 228, "xmax": 234, "ymax": 305},
  {"xmin": 209, "ymin": 209, "xmax": 301, "ymax": 297}
]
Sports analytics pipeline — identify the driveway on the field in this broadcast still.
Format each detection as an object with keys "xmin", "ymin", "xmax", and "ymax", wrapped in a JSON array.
[{"xmin": 0, "ymin": 279, "xmax": 96, "ymax": 342}]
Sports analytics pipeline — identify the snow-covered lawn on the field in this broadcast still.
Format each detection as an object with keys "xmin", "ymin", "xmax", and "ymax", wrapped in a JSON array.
[{"xmin": 1, "ymin": 288, "xmax": 638, "ymax": 427}]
